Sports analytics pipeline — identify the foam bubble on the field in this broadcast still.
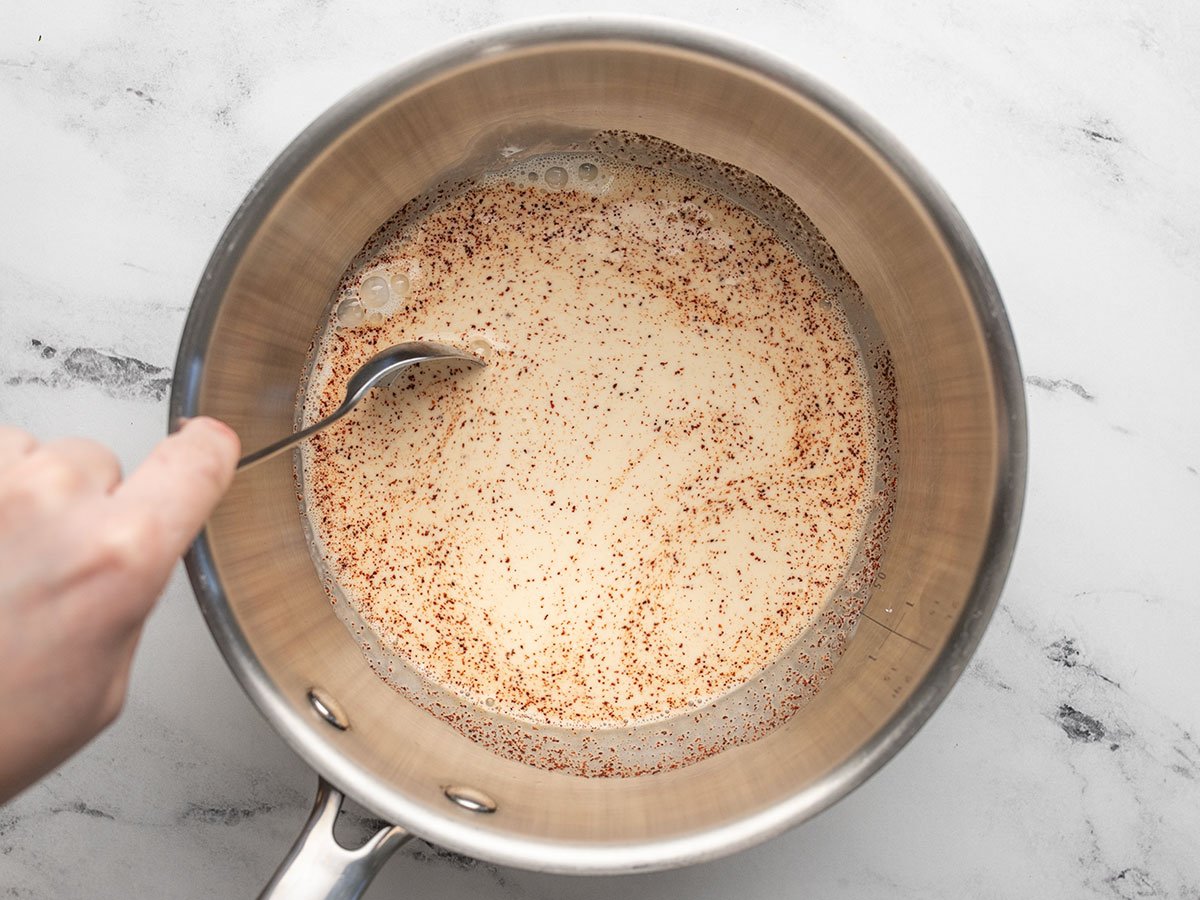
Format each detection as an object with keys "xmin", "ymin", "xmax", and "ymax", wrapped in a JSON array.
[
  {"xmin": 337, "ymin": 298, "xmax": 365, "ymax": 326},
  {"xmin": 467, "ymin": 336, "xmax": 494, "ymax": 360},
  {"xmin": 360, "ymin": 275, "xmax": 390, "ymax": 309},
  {"xmin": 484, "ymin": 153, "xmax": 615, "ymax": 197}
]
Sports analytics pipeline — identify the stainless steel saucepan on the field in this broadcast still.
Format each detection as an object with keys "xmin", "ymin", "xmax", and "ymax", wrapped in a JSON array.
[{"xmin": 170, "ymin": 18, "xmax": 1026, "ymax": 898}]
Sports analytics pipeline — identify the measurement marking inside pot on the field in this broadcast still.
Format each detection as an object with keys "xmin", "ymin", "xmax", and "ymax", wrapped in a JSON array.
[{"xmin": 860, "ymin": 613, "xmax": 933, "ymax": 651}]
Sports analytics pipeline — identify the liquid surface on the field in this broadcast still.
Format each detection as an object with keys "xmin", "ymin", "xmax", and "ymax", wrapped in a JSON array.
[{"xmin": 302, "ymin": 158, "xmax": 876, "ymax": 731}]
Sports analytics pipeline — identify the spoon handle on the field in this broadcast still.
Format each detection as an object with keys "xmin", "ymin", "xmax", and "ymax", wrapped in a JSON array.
[{"xmin": 237, "ymin": 403, "xmax": 352, "ymax": 471}]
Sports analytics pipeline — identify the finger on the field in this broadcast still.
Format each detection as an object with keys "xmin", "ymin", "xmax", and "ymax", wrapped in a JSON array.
[
  {"xmin": 113, "ymin": 417, "xmax": 240, "ymax": 559},
  {"xmin": 0, "ymin": 437, "xmax": 122, "ymax": 527},
  {"xmin": 0, "ymin": 426, "xmax": 37, "ymax": 470},
  {"xmin": 36, "ymin": 438, "xmax": 123, "ymax": 495}
]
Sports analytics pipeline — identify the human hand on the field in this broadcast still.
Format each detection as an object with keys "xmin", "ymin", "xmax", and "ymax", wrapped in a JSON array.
[{"xmin": 0, "ymin": 417, "xmax": 239, "ymax": 803}]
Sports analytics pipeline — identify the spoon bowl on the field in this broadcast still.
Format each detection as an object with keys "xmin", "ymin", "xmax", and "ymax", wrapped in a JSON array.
[{"xmin": 237, "ymin": 341, "xmax": 485, "ymax": 470}]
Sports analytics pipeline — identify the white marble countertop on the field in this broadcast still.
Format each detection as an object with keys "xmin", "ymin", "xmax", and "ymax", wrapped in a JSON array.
[{"xmin": 2, "ymin": 1, "xmax": 1198, "ymax": 897}]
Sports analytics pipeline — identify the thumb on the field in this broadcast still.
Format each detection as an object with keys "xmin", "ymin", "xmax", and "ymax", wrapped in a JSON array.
[{"xmin": 113, "ymin": 417, "xmax": 240, "ymax": 560}]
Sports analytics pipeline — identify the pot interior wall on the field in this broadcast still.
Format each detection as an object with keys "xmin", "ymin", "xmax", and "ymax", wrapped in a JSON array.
[{"xmin": 186, "ymin": 33, "xmax": 1017, "ymax": 871}]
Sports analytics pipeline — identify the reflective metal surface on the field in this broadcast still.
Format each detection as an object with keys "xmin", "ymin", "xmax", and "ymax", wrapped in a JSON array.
[
  {"xmin": 258, "ymin": 779, "xmax": 411, "ymax": 900},
  {"xmin": 237, "ymin": 341, "xmax": 483, "ymax": 469},
  {"xmin": 307, "ymin": 687, "xmax": 350, "ymax": 732},
  {"xmin": 443, "ymin": 786, "xmax": 498, "ymax": 815},
  {"xmin": 171, "ymin": 17, "xmax": 1026, "ymax": 876}
]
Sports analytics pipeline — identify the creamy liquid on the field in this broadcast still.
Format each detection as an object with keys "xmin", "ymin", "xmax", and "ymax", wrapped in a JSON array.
[{"xmin": 302, "ymin": 157, "xmax": 875, "ymax": 730}]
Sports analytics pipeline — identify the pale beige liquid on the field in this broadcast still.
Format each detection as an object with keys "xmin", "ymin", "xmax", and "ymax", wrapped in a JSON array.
[{"xmin": 302, "ymin": 158, "xmax": 875, "ymax": 730}]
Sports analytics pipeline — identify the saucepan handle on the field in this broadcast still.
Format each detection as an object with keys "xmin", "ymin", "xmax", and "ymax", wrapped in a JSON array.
[{"xmin": 259, "ymin": 778, "xmax": 411, "ymax": 900}]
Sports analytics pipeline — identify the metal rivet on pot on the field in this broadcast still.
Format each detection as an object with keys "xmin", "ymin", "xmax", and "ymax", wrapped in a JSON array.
[
  {"xmin": 307, "ymin": 687, "xmax": 349, "ymax": 731},
  {"xmin": 444, "ymin": 785, "xmax": 496, "ymax": 814}
]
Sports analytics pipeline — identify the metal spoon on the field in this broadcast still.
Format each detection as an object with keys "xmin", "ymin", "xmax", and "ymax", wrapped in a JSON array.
[{"xmin": 237, "ymin": 341, "xmax": 486, "ymax": 470}]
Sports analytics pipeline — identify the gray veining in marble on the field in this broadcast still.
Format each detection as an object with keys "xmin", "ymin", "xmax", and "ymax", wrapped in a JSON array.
[{"xmin": 2, "ymin": 0, "xmax": 1198, "ymax": 897}]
